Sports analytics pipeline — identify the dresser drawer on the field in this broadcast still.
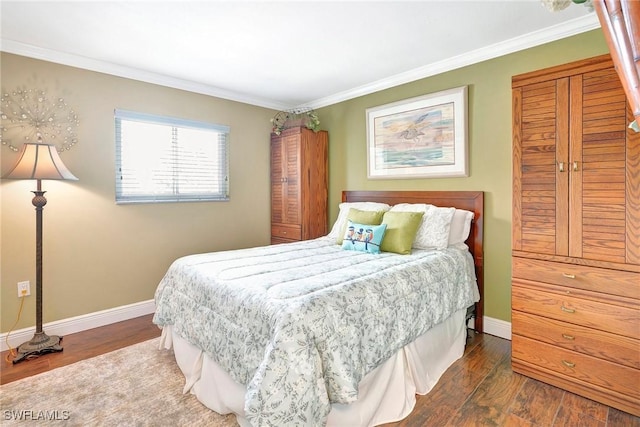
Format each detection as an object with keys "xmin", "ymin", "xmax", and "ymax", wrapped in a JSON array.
[
  {"xmin": 512, "ymin": 335, "xmax": 640, "ymax": 400},
  {"xmin": 271, "ymin": 236, "xmax": 297, "ymax": 245},
  {"xmin": 271, "ymin": 224, "xmax": 301, "ymax": 241},
  {"xmin": 512, "ymin": 283, "xmax": 640, "ymax": 338},
  {"xmin": 512, "ymin": 257, "xmax": 640, "ymax": 299},
  {"xmin": 512, "ymin": 311, "xmax": 640, "ymax": 369}
]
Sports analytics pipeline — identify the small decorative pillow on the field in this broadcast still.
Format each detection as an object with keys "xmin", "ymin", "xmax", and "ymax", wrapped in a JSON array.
[
  {"xmin": 380, "ymin": 211, "xmax": 424, "ymax": 254},
  {"xmin": 341, "ymin": 221, "xmax": 387, "ymax": 254},
  {"xmin": 336, "ymin": 208, "xmax": 386, "ymax": 244},
  {"xmin": 327, "ymin": 202, "xmax": 391, "ymax": 240}
]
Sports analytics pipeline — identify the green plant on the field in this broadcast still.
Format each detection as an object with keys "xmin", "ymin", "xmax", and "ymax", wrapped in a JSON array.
[{"xmin": 270, "ymin": 110, "xmax": 320, "ymax": 135}]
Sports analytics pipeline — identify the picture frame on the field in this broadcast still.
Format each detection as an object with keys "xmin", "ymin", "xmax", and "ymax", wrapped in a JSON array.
[{"xmin": 366, "ymin": 86, "xmax": 468, "ymax": 179}]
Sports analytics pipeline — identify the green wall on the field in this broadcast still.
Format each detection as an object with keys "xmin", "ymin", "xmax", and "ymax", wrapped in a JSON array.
[{"xmin": 318, "ymin": 30, "xmax": 608, "ymax": 323}]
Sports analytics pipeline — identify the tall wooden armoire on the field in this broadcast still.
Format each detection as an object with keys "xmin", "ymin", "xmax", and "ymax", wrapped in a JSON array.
[
  {"xmin": 271, "ymin": 127, "xmax": 328, "ymax": 244},
  {"xmin": 511, "ymin": 54, "xmax": 640, "ymax": 416}
]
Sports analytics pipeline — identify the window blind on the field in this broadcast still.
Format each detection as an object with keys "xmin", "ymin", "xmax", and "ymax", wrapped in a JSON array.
[{"xmin": 115, "ymin": 109, "xmax": 229, "ymax": 204}]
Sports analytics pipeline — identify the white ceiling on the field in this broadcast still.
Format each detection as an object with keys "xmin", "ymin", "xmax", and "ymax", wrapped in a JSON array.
[{"xmin": 0, "ymin": 1, "xmax": 599, "ymax": 111}]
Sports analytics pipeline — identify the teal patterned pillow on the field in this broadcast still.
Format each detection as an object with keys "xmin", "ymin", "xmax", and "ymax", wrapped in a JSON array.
[{"xmin": 341, "ymin": 221, "xmax": 387, "ymax": 254}]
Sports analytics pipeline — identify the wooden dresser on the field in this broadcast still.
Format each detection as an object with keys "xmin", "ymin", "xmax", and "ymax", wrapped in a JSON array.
[
  {"xmin": 511, "ymin": 54, "xmax": 640, "ymax": 416},
  {"xmin": 271, "ymin": 127, "xmax": 328, "ymax": 244}
]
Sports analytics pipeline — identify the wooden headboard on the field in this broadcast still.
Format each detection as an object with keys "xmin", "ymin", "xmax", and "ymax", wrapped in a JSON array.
[{"xmin": 342, "ymin": 190, "xmax": 484, "ymax": 333}]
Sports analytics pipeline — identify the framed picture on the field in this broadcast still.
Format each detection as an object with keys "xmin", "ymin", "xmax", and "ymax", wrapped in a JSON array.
[{"xmin": 366, "ymin": 86, "xmax": 468, "ymax": 179}]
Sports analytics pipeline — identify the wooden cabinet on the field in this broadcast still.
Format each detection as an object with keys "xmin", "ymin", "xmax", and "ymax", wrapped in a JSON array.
[
  {"xmin": 271, "ymin": 127, "xmax": 328, "ymax": 244},
  {"xmin": 511, "ymin": 55, "xmax": 640, "ymax": 416}
]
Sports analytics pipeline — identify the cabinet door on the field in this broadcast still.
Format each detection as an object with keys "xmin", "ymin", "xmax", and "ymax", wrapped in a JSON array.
[
  {"xmin": 569, "ymin": 68, "xmax": 640, "ymax": 264},
  {"xmin": 300, "ymin": 129, "xmax": 328, "ymax": 239},
  {"xmin": 271, "ymin": 132, "xmax": 301, "ymax": 227},
  {"xmin": 282, "ymin": 132, "xmax": 301, "ymax": 226},
  {"xmin": 271, "ymin": 135, "xmax": 284, "ymax": 224},
  {"xmin": 513, "ymin": 64, "xmax": 640, "ymax": 265},
  {"xmin": 513, "ymin": 78, "xmax": 570, "ymax": 256}
]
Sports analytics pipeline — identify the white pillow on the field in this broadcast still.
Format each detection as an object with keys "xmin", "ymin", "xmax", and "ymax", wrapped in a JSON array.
[
  {"xmin": 389, "ymin": 203, "xmax": 455, "ymax": 249},
  {"xmin": 448, "ymin": 209, "xmax": 474, "ymax": 246},
  {"xmin": 327, "ymin": 202, "xmax": 391, "ymax": 240}
]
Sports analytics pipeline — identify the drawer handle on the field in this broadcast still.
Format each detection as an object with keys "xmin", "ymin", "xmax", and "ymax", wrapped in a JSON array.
[
  {"xmin": 558, "ymin": 162, "xmax": 565, "ymax": 172},
  {"xmin": 562, "ymin": 273, "xmax": 576, "ymax": 279},
  {"xmin": 562, "ymin": 334, "xmax": 575, "ymax": 341},
  {"xmin": 561, "ymin": 305, "xmax": 575, "ymax": 314},
  {"xmin": 562, "ymin": 360, "xmax": 576, "ymax": 368}
]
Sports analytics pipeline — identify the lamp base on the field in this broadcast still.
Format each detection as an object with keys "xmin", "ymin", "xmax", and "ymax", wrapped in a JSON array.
[{"xmin": 12, "ymin": 331, "xmax": 63, "ymax": 364}]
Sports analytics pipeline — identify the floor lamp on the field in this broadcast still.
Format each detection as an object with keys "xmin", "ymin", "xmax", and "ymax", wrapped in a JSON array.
[{"xmin": 3, "ymin": 136, "xmax": 78, "ymax": 364}]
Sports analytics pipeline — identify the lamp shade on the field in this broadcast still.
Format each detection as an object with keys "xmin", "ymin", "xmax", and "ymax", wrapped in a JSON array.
[{"xmin": 3, "ymin": 142, "xmax": 78, "ymax": 181}]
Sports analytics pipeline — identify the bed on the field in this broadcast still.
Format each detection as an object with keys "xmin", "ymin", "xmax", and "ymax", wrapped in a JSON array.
[{"xmin": 153, "ymin": 190, "xmax": 484, "ymax": 427}]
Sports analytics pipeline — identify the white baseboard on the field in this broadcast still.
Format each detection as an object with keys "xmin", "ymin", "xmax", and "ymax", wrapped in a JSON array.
[
  {"xmin": 467, "ymin": 315, "xmax": 511, "ymax": 340},
  {"xmin": 0, "ymin": 299, "xmax": 156, "ymax": 352},
  {"xmin": 481, "ymin": 316, "xmax": 512, "ymax": 340},
  {"xmin": 1, "ymin": 301, "xmax": 511, "ymax": 353}
]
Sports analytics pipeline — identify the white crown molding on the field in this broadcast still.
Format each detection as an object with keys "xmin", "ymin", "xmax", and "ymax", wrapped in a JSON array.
[
  {"xmin": 306, "ymin": 14, "xmax": 600, "ymax": 109},
  {"xmin": 1, "ymin": 14, "xmax": 599, "ymax": 111},
  {"xmin": 0, "ymin": 39, "xmax": 288, "ymax": 111},
  {"xmin": 0, "ymin": 299, "xmax": 156, "ymax": 352}
]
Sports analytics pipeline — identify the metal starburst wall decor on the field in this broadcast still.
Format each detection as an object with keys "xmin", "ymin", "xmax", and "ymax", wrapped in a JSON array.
[{"xmin": 1, "ymin": 87, "xmax": 80, "ymax": 153}]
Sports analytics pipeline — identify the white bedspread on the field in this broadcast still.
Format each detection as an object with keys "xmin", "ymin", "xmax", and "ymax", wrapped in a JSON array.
[{"xmin": 153, "ymin": 237, "xmax": 478, "ymax": 427}]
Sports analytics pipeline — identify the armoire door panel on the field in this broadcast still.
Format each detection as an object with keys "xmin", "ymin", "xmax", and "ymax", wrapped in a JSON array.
[
  {"xmin": 557, "ymin": 77, "xmax": 571, "ymax": 257},
  {"xmin": 626, "ymin": 108, "xmax": 640, "ymax": 265},
  {"xmin": 514, "ymin": 78, "xmax": 567, "ymax": 256},
  {"xmin": 271, "ymin": 138, "xmax": 284, "ymax": 224},
  {"xmin": 303, "ymin": 130, "xmax": 329, "ymax": 238},
  {"xmin": 271, "ymin": 189, "xmax": 283, "ymax": 223},
  {"xmin": 575, "ymin": 69, "xmax": 632, "ymax": 263},
  {"xmin": 283, "ymin": 134, "xmax": 301, "ymax": 225},
  {"xmin": 568, "ymin": 75, "xmax": 583, "ymax": 259}
]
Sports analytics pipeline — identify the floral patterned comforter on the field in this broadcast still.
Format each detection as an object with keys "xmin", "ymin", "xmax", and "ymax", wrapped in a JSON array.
[{"xmin": 153, "ymin": 237, "xmax": 478, "ymax": 427}]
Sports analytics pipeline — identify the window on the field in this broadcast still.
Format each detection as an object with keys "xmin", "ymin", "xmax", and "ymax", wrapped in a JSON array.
[{"xmin": 115, "ymin": 109, "xmax": 229, "ymax": 204}]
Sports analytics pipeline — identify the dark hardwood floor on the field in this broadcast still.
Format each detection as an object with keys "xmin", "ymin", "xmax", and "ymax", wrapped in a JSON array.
[
  {"xmin": 1, "ymin": 315, "xmax": 638, "ymax": 426},
  {"xmin": 0, "ymin": 313, "xmax": 161, "ymax": 385}
]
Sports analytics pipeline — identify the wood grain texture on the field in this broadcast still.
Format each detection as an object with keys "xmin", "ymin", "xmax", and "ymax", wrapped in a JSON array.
[
  {"xmin": 512, "ymin": 310, "xmax": 640, "ymax": 369},
  {"xmin": 512, "ymin": 335, "xmax": 640, "ymax": 409},
  {"xmin": 513, "ymin": 87, "xmax": 523, "ymax": 252},
  {"xmin": 270, "ymin": 127, "xmax": 328, "ymax": 243},
  {"xmin": 512, "ymin": 257, "xmax": 640, "ymax": 299},
  {"xmin": 512, "ymin": 55, "xmax": 640, "ymax": 418},
  {"xmin": 626, "ymin": 105, "xmax": 640, "ymax": 264},
  {"xmin": 512, "ymin": 283, "xmax": 639, "ymax": 338},
  {"xmin": 513, "ymin": 55, "xmax": 639, "ymax": 266}
]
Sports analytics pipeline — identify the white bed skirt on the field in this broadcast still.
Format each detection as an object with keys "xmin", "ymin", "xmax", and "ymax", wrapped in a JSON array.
[{"xmin": 159, "ymin": 308, "xmax": 467, "ymax": 427}]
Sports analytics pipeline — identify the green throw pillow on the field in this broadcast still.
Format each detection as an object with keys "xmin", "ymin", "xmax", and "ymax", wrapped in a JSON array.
[
  {"xmin": 337, "ymin": 208, "xmax": 385, "ymax": 244},
  {"xmin": 380, "ymin": 211, "xmax": 425, "ymax": 254}
]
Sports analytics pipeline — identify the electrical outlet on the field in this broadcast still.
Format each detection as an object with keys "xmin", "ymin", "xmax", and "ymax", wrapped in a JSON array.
[{"xmin": 17, "ymin": 281, "xmax": 30, "ymax": 297}]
